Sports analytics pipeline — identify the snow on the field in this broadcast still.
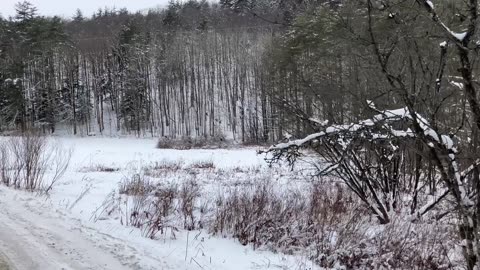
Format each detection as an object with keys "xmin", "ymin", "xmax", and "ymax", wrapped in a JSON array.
[
  {"xmin": 308, "ymin": 118, "xmax": 329, "ymax": 126},
  {"xmin": 452, "ymin": 31, "xmax": 467, "ymax": 41},
  {"xmin": 411, "ymin": 189, "xmax": 449, "ymax": 220},
  {"xmin": 268, "ymin": 104, "xmax": 469, "ymax": 223},
  {"xmin": 272, "ymin": 131, "xmax": 325, "ymax": 150},
  {"xmin": 0, "ymin": 137, "xmax": 319, "ymax": 270},
  {"xmin": 0, "ymin": 190, "xmax": 132, "ymax": 270},
  {"xmin": 441, "ymin": 135, "xmax": 454, "ymax": 149},
  {"xmin": 60, "ymin": 137, "xmax": 264, "ymax": 169},
  {"xmin": 426, "ymin": 0, "xmax": 434, "ymax": 10},
  {"xmin": 270, "ymin": 107, "xmax": 413, "ymax": 151},
  {"xmin": 270, "ymin": 104, "xmax": 458, "ymax": 165},
  {"xmin": 2, "ymin": 78, "xmax": 21, "ymax": 85},
  {"xmin": 366, "ymin": 100, "xmax": 376, "ymax": 110},
  {"xmin": 450, "ymin": 81, "xmax": 464, "ymax": 90},
  {"xmin": 439, "ymin": 21, "xmax": 468, "ymax": 42}
]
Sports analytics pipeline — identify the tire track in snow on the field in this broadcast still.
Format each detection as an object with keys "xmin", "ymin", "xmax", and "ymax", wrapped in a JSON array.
[{"xmin": 0, "ymin": 190, "xmax": 136, "ymax": 270}]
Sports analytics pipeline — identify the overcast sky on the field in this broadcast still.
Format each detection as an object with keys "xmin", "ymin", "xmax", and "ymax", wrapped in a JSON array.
[{"xmin": 0, "ymin": 0, "xmax": 171, "ymax": 18}]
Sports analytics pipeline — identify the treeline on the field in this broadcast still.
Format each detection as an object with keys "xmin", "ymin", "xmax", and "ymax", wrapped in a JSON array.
[
  {"xmin": 0, "ymin": 0, "xmax": 351, "ymax": 142},
  {"xmin": 0, "ymin": 1, "xmax": 286, "ymax": 141},
  {"xmin": 1, "ymin": 0, "xmax": 466, "ymax": 143}
]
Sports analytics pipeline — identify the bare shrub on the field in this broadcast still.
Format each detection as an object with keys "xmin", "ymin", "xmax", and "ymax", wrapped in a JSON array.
[
  {"xmin": 0, "ymin": 142, "xmax": 11, "ymax": 186},
  {"xmin": 117, "ymin": 173, "xmax": 179, "ymax": 239},
  {"xmin": 97, "ymin": 165, "xmax": 457, "ymax": 269},
  {"xmin": 179, "ymin": 179, "xmax": 200, "ymax": 230},
  {"xmin": 156, "ymin": 138, "xmax": 177, "ymax": 149},
  {"xmin": 229, "ymin": 166, "xmax": 261, "ymax": 174},
  {"xmin": 187, "ymin": 160, "xmax": 215, "ymax": 170},
  {"xmin": 152, "ymin": 159, "xmax": 184, "ymax": 171},
  {"xmin": 11, "ymin": 133, "xmax": 49, "ymax": 190},
  {"xmin": 119, "ymin": 174, "xmax": 155, "ymax": 196},
  {"xmin": 44, "ymin": 143, "xmax": 73, "ymax": 193},
  {"xmin": 212, "ymin": 180, "xmax": 455, "ymax": 269},
  {"xmin": 365, "ymin": 219, "xmax": 457, "ymax": 269},
  {"xmin": 156, "ymin": 136, "xmax": 201, "ymax": 150},
  {"xmin": 114, "ymin": 172, "xmax": 201, "ymax": 235},
  {"xmin": 79, "ymin": 164, "xmax": 119, "ymax": 173},
  {"xmin": 212, "ymin": 181, "xmax": 322, "ymax": 250},
  {"xmin": 143, "ymin": 159, "xmax": 184, "ymax": 177},
  {"xmin": 91, "ymin": 190, "xmax": 122, "ymax": 222},
  {"xmin": 152, "ymin": 183, "xmax": 177, "ymax": 217},
  {"xmin": 0, "ymin": 139, "xmax": 26, "ymax": 188},
  {"xmin": 0, "ymin": 132, "xmax": 71, "ymax": 192},
  {"xmin": 142, "ymin": 184, "xmax": 178, "ymax": 239},
  {"xmin": 156, "ymin": 136, "xmax": 230, "ymax": 150}
]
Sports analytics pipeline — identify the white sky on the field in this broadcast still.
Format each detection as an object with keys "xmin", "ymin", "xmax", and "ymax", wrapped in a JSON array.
[{"xmin": 0, "ymin": 0, "xmax": 171, "ymax": 18}]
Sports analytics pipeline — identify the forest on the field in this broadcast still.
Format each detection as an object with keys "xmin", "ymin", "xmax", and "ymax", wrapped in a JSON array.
[
  {"xmin": 3, "ymin": 0, "xmax": 480, "ymax": 268},
  {"xmin": 0, "ymin": 0, "xmax": 380, "ymax": 143},
  {"xmin": 0, "ymin": 0, "xmax": 278, "ymax": 141}
]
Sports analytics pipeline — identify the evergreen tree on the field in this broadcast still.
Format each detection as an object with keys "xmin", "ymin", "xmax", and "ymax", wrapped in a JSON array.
[
  {"xmin": 73, "ymin": 9, "xmax": 84, "ymax": 22},
  {"xmin": 14, "ymin": 1, "xmax": 37, "ymax": 22}
]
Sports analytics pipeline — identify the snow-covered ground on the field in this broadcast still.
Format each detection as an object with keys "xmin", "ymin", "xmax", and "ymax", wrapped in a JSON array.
[{"xmin": 0, "ymin": 137, "xmax": 319, "ymax": 270}]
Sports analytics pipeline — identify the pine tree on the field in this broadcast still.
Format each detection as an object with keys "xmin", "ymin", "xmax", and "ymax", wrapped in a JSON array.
[
  {"xmin": 73, "ymin": 9, "xmax": 84, "ymax": 22},
  {"xmin": 14, "ymin": 1, "xmax": 37, "ymax": 22}
]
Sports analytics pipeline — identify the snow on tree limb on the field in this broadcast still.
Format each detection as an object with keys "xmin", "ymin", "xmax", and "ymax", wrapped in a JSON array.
[
  {"xmin": 416, "ymin": 0, "xmax": 473, "ymax": 46},
  {"xmin": 268, "ymin": 105, "xmax": 442, "ymax": 152},
  {"xmin": 264, "ymin": 102, "xmax": 479, "ymax": 225}
]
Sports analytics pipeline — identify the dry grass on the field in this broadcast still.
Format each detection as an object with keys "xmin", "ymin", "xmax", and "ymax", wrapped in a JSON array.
[
  {"xmin": 118, "ymin": 174, "xmax": 179, "ymax": 239},
  {"xmin": 99, "ymin": 166, "xmax": 459, "ymax": 269},
  {"xmin": 156, "ymin": 136, "xmax": 229, "ymax": 150},
  {"xmin": 143, "ymin": 160, "xmax": 184, "ymax": 177},
  {"xmin": 179, "ymin": 179, "xmax": 200, "ymax": 230},
  {"xmin": 187, "ymin": 160, "xmax": 215, "ymax": 170},
  {"xmin": 211, "ymin": 180, "xmax": 457, "ymax": 269},
  {"xmin": 119, "ymin": 174, "xmax": 155, "ymax": 196},
  {"xmin": 79, "ymin": 164, "xmax": 120, "ymax": 173}
]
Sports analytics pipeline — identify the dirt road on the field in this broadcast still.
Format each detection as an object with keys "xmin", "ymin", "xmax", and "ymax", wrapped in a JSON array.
[{"xmin": 0, "ymin": 189, "xmax": 132, "ymax": 270}]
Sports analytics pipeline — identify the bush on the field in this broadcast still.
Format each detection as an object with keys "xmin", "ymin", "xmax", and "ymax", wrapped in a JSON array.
[
  {"xmin": 187, "ymin": 160, "xmax": 215, "ymax": 170},
  {"xmin": 179, "ymin": 179, "xmax": 200, "ymax": 230},
  {"xmin": 156, "ymin": 136, "xmax": 230, "ymax": 150},
  {"xmin": 0, "ymin": 132, "xmax": 71, "ymax": 192},
  {"xmin": 116, "ymin": 173, "xmax": 179, "ymax": 239},
  {"xmin": 143, "ymin": 159, "xmax": 184, "ymax": 177},
  {"xmin": 79, "ymin": 164, "xmax": 119, "ymax": 173},
  {"xmin": 119, "ymin": 174, "xmax": 155, "ymax": 196},
  {"xmin": 100, "ymin": 167, "xmax": 458, "ymax": 269},
  {"xmin": 211, "ymin": 180, "xmax": 456, "ymax": 269}
]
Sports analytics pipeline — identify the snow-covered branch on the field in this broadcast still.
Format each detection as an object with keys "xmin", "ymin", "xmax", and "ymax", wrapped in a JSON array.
[
  {"xmin": 265, "ymin": 102, "xmax": 478, "ymax": 227},
  {"xmin": 416, "ymin": 0, "xmax": 471, "ymax": 47}
]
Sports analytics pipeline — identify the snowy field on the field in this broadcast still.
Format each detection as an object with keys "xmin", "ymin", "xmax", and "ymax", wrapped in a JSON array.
[{"xmin": 0, "ymin": 137, "xmax": 319, "ymax": 270}]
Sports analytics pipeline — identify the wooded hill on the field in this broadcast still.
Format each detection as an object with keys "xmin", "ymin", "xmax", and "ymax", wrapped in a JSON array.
[
  {"xmin": 0, "ymin": 0, "xmax": 472, "ymax": 145},
  {"xmin": 1, "ymin": 1, "xmax": 282, "ymax": 141}
]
